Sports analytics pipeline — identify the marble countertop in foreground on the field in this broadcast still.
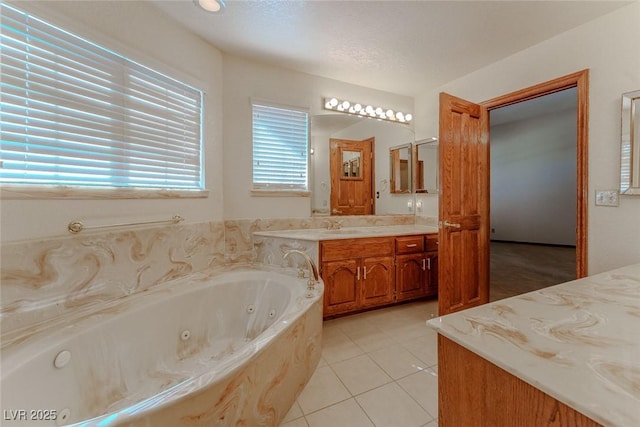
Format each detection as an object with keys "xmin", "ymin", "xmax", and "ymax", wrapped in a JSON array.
[
  {"xmin": 253, "ymin": 224, "xmax": 438, "ymax": 241},
  {"xmin": 427, "ymin": 263, "xmax": 640, "ymax": 427}
]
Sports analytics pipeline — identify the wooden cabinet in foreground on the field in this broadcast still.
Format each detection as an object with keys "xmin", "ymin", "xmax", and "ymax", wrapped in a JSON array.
[
  {"xmin": 438, "ymin": 335, "xmax": 601, "ymax": 426},
  {"xmin": 320, "ymin": 233, "xmax": 438, "ymax": 318}
]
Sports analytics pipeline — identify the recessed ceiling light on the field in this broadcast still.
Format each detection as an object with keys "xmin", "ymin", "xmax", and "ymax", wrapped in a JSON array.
[{"xmin": 193, "ymin": 0, "xmax": 226, "ymax": 13}]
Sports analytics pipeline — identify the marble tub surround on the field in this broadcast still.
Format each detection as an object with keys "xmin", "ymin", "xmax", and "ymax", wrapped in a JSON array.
[
  {"xmin": 1, "ymin": 220, "xmax": 225, "ymax": 334},
  {"xmin": 428, "ymin": 263, "xmax": 640, "ymax": 427},
  {"xmin": 255, "ymin": 236, "xmax": 320, "ymax": 270},
  {"xmin": 224, "ymin": 214, "xmax": 418, "ymax": 263}
]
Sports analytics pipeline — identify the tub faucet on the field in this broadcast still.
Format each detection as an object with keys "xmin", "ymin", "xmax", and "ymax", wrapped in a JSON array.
[{"xmin": 283, "ymin": 250, "xmax": 319, "ymax": 292}]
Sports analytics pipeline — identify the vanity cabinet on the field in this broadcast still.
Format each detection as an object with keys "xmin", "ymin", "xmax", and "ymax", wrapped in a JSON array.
[
  {"xmin": 395, "ymin": 234, "xmax": 439, "ymax": 301},
  {"xmin": 425, "ymin": 234, "xmax": 439, "ymax": 295},
  {"xmin": 320, "ymin": 237, "xmax": 395, "ymax": 317},
  {"xmin": 320, "ymin": 233, "xmax": 438, "ymax": 317}
]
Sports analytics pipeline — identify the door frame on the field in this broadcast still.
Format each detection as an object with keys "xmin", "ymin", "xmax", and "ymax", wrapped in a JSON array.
[{"xmin": 481, "ymin": 69, "xmax": 589, "ymax": 278}]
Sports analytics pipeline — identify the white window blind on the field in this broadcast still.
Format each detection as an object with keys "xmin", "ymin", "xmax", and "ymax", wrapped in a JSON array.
[
  {"xmin": 252, "ymin": 102, "xmax": 309, "ymax": 190},
  {"xmin": 0, "ymin": 3, "xmax": 204, "ymax": 191}
]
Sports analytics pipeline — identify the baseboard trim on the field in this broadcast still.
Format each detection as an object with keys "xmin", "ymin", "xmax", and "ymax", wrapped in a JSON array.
[{"xmin": 490, "ymin": 240, "xmax": 576, "ymax": 249}]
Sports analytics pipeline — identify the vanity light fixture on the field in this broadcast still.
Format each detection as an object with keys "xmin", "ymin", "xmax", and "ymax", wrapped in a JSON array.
[
  {"xmin": 193, "ymin": 0, "xmax": 226, "ymax": 13},
  {"xmin": 323, "ymin": 97, "xmax": 413, "ymax": 124}
]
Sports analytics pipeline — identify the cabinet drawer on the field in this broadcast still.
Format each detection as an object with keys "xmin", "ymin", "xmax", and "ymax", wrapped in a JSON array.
[
  {"xmin": 395, "ymin": 235, "xmax": 425, "ymax": 254},
  {"xmin": 321, "ymin": 237, "xmax": 394, "ymax": 262},
  {"xmin": 425, "ymin": 234, "xmax": 439, "ymax": 252}
]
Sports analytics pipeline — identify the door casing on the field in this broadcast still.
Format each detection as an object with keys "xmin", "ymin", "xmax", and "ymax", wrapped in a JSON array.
[
  {"xmin": 437, "ymin": 70, "xmax": 589, "ymax": 316},
  {"xmin": 481, "ymin": 69, "xmax": 589, "ymax": 278}
]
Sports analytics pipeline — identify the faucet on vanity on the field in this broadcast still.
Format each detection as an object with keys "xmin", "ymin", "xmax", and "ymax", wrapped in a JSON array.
[
  {"xmin": 324, "ymin": 218, "xmax": 343, "ymax": 230},
  {"xmin": 282, "ymin": 249, "xmax": 320, "ymax": 292}
]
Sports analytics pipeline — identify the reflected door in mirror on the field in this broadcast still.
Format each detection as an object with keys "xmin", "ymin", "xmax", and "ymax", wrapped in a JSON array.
[{"xmin": 330, "ymin": 138, "xmax": 374, "ymax": 215}]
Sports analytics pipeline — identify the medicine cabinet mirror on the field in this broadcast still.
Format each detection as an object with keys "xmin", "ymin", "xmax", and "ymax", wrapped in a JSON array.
[
  {"xmin": 413, "ymin": 138, "xmax": 439, "ymax": 194},
  {"xmin": 621, "ymin": 90, "xmax": 640, "ymax": 195},
  {"xmin": 390, "ymin": 143, "xmax": 412, "ymax": 194}
]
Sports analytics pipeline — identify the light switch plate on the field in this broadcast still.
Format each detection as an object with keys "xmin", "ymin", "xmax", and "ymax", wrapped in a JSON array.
[{"xmin": 595, "ymin": 190, "xmax": 619, "ymax": 207}]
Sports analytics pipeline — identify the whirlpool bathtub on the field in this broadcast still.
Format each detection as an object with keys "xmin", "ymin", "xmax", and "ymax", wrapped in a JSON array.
[{"xmin": 1, "ymin": 268, "xmax": 323, "ymax": 426}]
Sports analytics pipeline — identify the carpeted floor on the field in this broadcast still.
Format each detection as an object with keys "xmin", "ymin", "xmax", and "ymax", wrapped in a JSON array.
[{"xmin": 490, "ymin": 241, "xmax": 576, "ymax": 302}]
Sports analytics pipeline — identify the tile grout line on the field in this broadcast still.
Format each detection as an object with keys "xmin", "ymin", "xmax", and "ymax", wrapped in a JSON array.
[{"xmin": 285, "ymin": 299, "xmax": 440, "ymax": 426}]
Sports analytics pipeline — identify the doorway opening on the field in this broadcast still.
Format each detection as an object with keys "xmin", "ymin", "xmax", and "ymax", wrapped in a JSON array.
[{"xmin": 482, "ymin": 70, "xmax": 588, "ymax": 300}]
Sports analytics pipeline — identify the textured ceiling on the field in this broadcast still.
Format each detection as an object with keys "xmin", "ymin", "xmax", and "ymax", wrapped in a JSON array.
[{"xmin": 150, "ymin": 0, "xmax": 631, "ymax": 97}]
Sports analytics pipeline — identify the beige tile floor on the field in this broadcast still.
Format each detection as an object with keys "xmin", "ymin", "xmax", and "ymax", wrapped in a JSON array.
[{"xmin": 280, "ymin": 299, "xmax": 440, "ymax": 427}]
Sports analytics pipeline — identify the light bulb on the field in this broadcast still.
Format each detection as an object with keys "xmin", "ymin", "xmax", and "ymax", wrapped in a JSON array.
[
  {"xmin": 386, "ymin": 109, "xmax": 394, "ymax": 118},
  {"xmin": 354, "ymin": 104, "xmax": 362, "ymax": 112},
  {"xmin": 342, "ymin": 101, "xmax": 350, "ymax": 109},
  {"xmin": 396, "ymin": 112, "xmax": 404, "ymax": 121},
  {"xmin": 365, "ymin": 105, "xmax": 374, "ymax": 114},
  {"xmin": 329, "ymin": 98, "xmax": 338, "ymax": 107},
  {"xmin": 405, "ymin": 113, "xmax": 413, "ymax": 122},
  {"xmin": 375, "ymin": 107, "xmax": 383, "ymax": 115}
]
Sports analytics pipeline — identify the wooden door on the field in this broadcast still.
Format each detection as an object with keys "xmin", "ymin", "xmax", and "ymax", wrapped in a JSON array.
[
  {"xmin": 395, "ymin": 253, "xmax": 426, "ymax": 301},
  {"xmin": 438, "ymin": 93, "xmax": 490, "ymax": 315},
  {"xmin": 360, "ymin": 256, "xmax": 395, "ymax": 307},
  {"xmin": 322, "ymin": 259, "xmax": 360, "ymax": 316},
  {"xmin": 330, "ymin": 138, "xmax": 374, "ymax": 215}
]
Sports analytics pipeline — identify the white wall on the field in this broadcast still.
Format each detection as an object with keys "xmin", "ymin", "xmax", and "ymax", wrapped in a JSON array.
[
  {"xmin": 222, "ymin": 55, "xmax": 413, "ymax": 219},
  {"xmin": 0, "ymin": 1, "xmax": 224, "ymax": 243},
  {"xmin": 491, "ymin": 108, "xmax": 577, "ymax": 245},
  {"xmin": 415, "ymin": 0, "xmax": 640, "ymax": 273}
]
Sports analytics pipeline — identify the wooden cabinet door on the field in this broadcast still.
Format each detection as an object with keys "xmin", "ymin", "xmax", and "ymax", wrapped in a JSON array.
[
  {"xmin": 425, "ymin": 252, "xmax": 439, "ymax": 296},
  {"xmin": 360, "ymin": 256, "xmax": 395, "ymax": 307},
  {"xmin": 322, "ymin": 259, "xmax": 360, "ymax": 316},
  {"xmin": 396, "ymin": 253, "xmax": 426, "ymax": 301}
]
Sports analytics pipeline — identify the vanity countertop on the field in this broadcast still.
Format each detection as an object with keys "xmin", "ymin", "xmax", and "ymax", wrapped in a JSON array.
[
  {"xmin": 427, "ymin": 263, "xmax": 640, "ymax": 427},
  {"xmin": 253, "ymin": 224, "xmax": 438, "ymax": 241}
]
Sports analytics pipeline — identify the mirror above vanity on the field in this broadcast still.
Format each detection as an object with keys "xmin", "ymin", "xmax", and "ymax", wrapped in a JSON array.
[
  {"xmin": 311, "ymin": 113, "xmax": 415, "ymax": 216},
  {"xmin": 621, "ymin": 90, "xmax": 640, "ymax": 195}
]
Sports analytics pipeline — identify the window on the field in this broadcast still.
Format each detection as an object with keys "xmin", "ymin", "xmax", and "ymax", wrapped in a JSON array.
[
  {"xmin": 252, "ymin": 101, "xmax": 309, "ymax": 191},
  {"xmin": 0, "ymin": 3, "xmax": 204, "ymax": 193}
]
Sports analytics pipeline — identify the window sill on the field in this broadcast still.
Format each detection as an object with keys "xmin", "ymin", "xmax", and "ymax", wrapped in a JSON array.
[
  {"xmin": 0, "ymin": 185, "xmax": 210, "ymax": 200},
  {"xmin": 251, "ymin": 189, "xmax": 311, "ymax": 197}
]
